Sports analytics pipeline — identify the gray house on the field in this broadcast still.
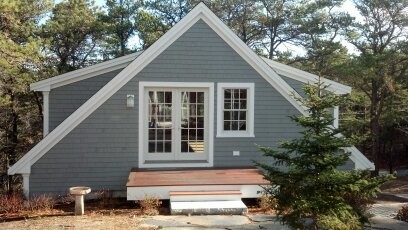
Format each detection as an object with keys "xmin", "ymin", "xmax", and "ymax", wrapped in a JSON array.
[{"xmin": 8, "ymin": 3, "xmax": 373, "ymax": 209}]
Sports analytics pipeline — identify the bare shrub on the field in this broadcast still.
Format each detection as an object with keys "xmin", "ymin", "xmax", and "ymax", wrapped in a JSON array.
[
  {"xmin": 397, "ymin": 205, "xmax": 408, "ymax": 222},
  {"xmin": 94, "ymin": 189, "xmax": 117, "ymax": 208},
  {"xmin": 138, "ymin": 195, "xmax": 162, "ymax": 216},
  {"xmin": 0, "ymin": 193, "xmax": 25, "ymax": 214},
  {"xmin": 27, "ymin": 194, "xmax": 56, "ymax": 212},
  {"xmin": 57, "ymin": 194, "xmax": 75, "ymax": 204},
  {"xmin": 258, "ymin": 194, "xmax": 277, "ymax": 212}
]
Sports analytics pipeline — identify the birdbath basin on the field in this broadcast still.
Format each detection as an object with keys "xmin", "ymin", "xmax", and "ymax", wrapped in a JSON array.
[{"xmin": 69, "ymin": 187, "xmax": 91, "ymax": 215}]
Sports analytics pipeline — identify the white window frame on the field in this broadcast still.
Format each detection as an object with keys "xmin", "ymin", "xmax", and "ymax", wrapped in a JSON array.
[
  {"xmin": 139, "ymin": 81, "xmax": 214, "ymax": 168},
  {"xmin": 217, "ymin": 83, "xmax": 255, "ymax": 138}
]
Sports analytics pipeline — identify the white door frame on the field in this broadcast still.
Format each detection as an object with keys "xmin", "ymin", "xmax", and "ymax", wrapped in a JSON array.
[{"xmin": 138, "ymin": 82, "xmax": 214, "ymax": 168}]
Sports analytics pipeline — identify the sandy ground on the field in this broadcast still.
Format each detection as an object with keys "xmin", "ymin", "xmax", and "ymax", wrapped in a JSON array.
[
  {"xmin": 0, "ymin": 214, "xmax": 152, "ymax": 230},
  {"xmin": 1, "ymin": 177, "xmax": 407, "ymax": 229}
]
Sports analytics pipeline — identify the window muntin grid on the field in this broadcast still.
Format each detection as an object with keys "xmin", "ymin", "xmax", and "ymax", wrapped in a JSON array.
[
  {"xmin": 180, "ymin": 91, "xmax": 205, "ymax": 153},
  {"xmin": 148, "ymin": 91, "xmax": 172, "ymax": 153},
  {"xmin": 223, "ymin": 88, "xmax": 247, "ymax": 131}
]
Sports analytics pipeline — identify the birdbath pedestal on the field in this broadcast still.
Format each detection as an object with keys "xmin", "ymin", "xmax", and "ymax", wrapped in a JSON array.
[{"xmin": 69, "ymin": 187, "xmax": 91, "ymax": 215}]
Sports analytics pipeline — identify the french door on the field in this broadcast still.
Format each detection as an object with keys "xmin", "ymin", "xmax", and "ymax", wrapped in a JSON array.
[{"xmin": 144, "ymin": 88, "xmax": 209, "ymax": 161}]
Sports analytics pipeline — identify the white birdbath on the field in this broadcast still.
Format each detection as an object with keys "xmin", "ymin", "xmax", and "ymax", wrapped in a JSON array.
[{"xmin": 69, "ymin": 186, "xmax": 91, "ymax": 215}]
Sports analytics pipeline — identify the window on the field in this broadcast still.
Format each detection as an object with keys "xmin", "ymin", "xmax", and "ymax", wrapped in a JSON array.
[{"xmin": 217, "ymin": 83, "xmax": 254, "ymax": 137}]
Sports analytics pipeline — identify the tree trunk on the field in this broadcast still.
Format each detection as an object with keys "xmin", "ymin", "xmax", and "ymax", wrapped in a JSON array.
[
  {"xmin": 370, "ymin": 80, "xmax": 381, "ymax": 175},
  {"xmin": 6, "ymin": 95, "xmax": 19, "ymax": 194}
]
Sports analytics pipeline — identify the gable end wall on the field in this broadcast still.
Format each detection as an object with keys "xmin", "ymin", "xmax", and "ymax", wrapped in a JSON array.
[
  {"xmin": 49, "ymin": 69, "xmax": 123, "ymax": 131},
  {"xmin": 30, "ymin": 20, "xmax": 348, "ymax": 196}
]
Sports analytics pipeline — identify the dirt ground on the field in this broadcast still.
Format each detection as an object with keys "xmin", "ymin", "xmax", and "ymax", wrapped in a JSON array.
[
  {"xmin": 1, "ymin": 177, "xmax": 406, "ymax": 229},
  {"xmin": 381, "ymin": 176, "xmax": 408, "ymax": 194}
]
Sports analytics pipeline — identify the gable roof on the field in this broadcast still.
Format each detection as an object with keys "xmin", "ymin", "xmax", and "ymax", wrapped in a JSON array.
[
  {"xmin": 8, "ymin": 3, "xmax": 371, "ymax": 175},
  {"xmin": 262, "ymin": 58, "xmax": 351, "ymax": 94},
  {"xmin": 31, "ymin": 52, "xmax": 142, "ymax": 91}
]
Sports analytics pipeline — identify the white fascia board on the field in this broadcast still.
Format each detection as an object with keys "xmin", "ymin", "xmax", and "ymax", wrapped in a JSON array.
[
  {"xmin": 30, "ymin": 52, "xmax": 142, "ymax": 91},
  {"xmin": 262, "ymin": 58, "xmax": 351, "ymax": 95},
  {"xmin": 346, "ymin": 146, "xmax": 375, "ymax": 170},
  {"xmin": 8, "ymin": 3, "xmax": 211, "ymax": 175},
  {"xmin": 200, "ymin": 10, "xmax": 307, "ymax": 116},
  {"xmin": 9, "ymin": 3, "xmax": 309, "ymax": 175},
  {"xmin": 334, "ymin": 133, "xmax": 374, "ymax": 170}
]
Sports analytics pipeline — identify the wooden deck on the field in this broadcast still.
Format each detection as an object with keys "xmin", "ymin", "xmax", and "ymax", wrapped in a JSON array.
[{"xmin": 126, "ymin": 168, "xmax": 269, "ymax": 187}]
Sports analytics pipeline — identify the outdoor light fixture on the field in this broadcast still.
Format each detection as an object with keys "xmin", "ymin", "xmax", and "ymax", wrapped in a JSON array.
[{"xmin": 127, "ymin": 94, "xmax": 135, "ymax": 107}]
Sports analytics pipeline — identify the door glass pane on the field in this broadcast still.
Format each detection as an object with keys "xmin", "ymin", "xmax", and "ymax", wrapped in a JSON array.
[
  {"xmin": 148, "ymin": 90, "xmax": 172, "ymax": 153},
  {"xmin": 180, "ymin": 91, "xmax": 205, "ymax": 153}
]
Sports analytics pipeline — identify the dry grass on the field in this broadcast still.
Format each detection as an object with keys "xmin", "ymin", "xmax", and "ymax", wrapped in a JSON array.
[{"xmin": 138, "ymin": 195, "xmax": 162, "ymax": 216}]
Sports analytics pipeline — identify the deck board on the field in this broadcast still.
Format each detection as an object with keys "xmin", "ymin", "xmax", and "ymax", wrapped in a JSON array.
[{"xmin": 126, "ymin": 168, "xmax": 270, "ymax": 187}]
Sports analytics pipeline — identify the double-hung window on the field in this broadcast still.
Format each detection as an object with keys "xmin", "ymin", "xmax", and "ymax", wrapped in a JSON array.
[{"xmin": 217, "ymin": 83, "xmax": 254, "ymax": 137}]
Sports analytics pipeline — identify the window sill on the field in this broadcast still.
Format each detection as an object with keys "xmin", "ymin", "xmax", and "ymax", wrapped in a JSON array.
[{"xmin": 216, "ymin": 133, "xmax": 255, "ymax": 138}]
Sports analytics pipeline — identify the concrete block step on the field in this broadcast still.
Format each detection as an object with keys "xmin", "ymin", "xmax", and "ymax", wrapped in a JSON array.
[
  {"xmin": 170, "ymin": 200, "xmax": 248, "ymax": 215},
  {"xmin": 169, "ymin": 190, "xmax": 242, "ymax": 202}
]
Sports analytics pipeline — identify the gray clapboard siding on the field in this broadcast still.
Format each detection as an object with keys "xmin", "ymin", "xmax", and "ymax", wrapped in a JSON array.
[
  {"xmin": 49, "ymin": 69, "xmax": 123, "ymax": 131},
  {"xmin": 30, "ymin": 19, "xmax": 351, "ymax": 195}
]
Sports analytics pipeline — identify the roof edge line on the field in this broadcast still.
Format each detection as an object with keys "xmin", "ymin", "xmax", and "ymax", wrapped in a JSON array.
[
  {"xmin": 30, "ymin": 52, "xmax": 141, "ymax": 91},
  {"xmin": 8, "ymin": 3, "xmax": 209, "ymax": 175},
  {"xmin": 262, "ymin": 58, "xmax": 351, "ymax": 94},
  {"xmin": 199, "ymin": 7, "xmax": 308, "ymax": 115}
]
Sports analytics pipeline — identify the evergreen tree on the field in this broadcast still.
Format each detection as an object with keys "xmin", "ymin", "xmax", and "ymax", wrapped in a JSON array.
[
  {"xmin": 0, "ymin": 0, "xmax": 52, "ymax": 194},
  {"xmin": 346, "ymin": 0, "xmax": 408, "ymax": 173},
  {"xmin": 99, "ymin": 0, "xmax": 140, "ymax": 58},
  {"xmin": 256, "ymin": 81, "xmax": 391, "ymax": 229},
  {"xmin": 43, "ymin": 0, "xmax": 102, "ymax": 73}
]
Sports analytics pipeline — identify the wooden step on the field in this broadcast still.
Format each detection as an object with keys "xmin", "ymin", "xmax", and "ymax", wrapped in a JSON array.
[
  {"xmin": 169, "ymin": 190, "xmax": 242, "ymax": 196},
  {"xmin": 169, "ymin": 190, "xmax": 242, "ymax": 202},
  {"xmin": 170, "ymin": 200, "xmax": 248, "ymax": 215}
]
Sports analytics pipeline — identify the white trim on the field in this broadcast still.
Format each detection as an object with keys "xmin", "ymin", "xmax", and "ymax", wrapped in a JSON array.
[
  {"xmin": 347, "ymin": 146, "xmax": 375, "ymax": 170},
  {"xmin": 127, "ymin": 185, "xmax": 263, "ymax": 200},
  {"xmin": 138, "ymin": 82, "xmax": 214, "ymax": 168},
  {"xmin": 42, "ymin": 91, "xmax": 50, "ymax": 136},
  {"xmin": 198, "ymin": 10, "xmax": 307, "ymax": 115},
  {"xmin": 30, "ymin": 52, "xmax": 142, "ymax": 91},
  {"xmin": 262, "ymin": 58, "xmax": 351, "ymax": 95},
  {"xmin": 8, "ymin": 3, "xmax": 370, "ymax": 175},
  {"xmin": 22, "ymin": 173, "xmax": 30, "ymax": 199},
  {"xmin": 217, "ymin": 83, "xmax": 255, "ymax": 138},
  {"xmin": 333, "ymin": 106, "xmax": 339, "ymax": 129}
]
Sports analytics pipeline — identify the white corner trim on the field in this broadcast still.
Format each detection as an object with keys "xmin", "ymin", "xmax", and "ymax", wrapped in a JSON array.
[
  {"xmin": 30, "ymin": 52, "xmax": 142, "ymax": 91},
  {"xmin": 138, "ymin": 81, "xmax": 214, "ymax": 168},
  {"xmin": 333, "ymin": 106, "xmax": 339, "ymax": 129},
  {"xmin": 22, "ymin": 173, "xmax": 30, "ymax": 199},
  {"xmin": 43, "ymin": 91, "xmax": 50, "ymax": 137},
  {"xmin": 216, "ymin": 83, "xmax": 255, "ymax": 138},
  {"xmin": 262, "ymin": 58, "xmax": 351, "ymax": 95}
]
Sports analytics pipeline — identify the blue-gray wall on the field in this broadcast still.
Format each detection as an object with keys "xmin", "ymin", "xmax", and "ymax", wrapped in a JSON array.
[
  {"xmin": 49, "ymin": 69, "xmax": 123, "ymax": 131},
  {"xmin": 30, "ymin": 19, "xmax": 353, "ymax": 195}
]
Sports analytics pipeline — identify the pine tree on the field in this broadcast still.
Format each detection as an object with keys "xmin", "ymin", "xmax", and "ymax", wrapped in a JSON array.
[
  {"xmin": 99, "ymin": 0, "xmax": 140, "ymax": 58},
  {"xmin": 0, "ymin": 0, "xmax": 52, "ymax": 194},
  {"xmin": 256, "ymin": 81, "xmax": 392, "ymax": 229}
]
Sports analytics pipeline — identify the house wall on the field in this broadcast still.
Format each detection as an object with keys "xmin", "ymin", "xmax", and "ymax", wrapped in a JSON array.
[
  {"xmin": 49, "ymin": 69, "xmax": 123, "ymax": 131},
  {"xmin": 30, "ymin": 19, "xmax": 353, "ymax": 195}
]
